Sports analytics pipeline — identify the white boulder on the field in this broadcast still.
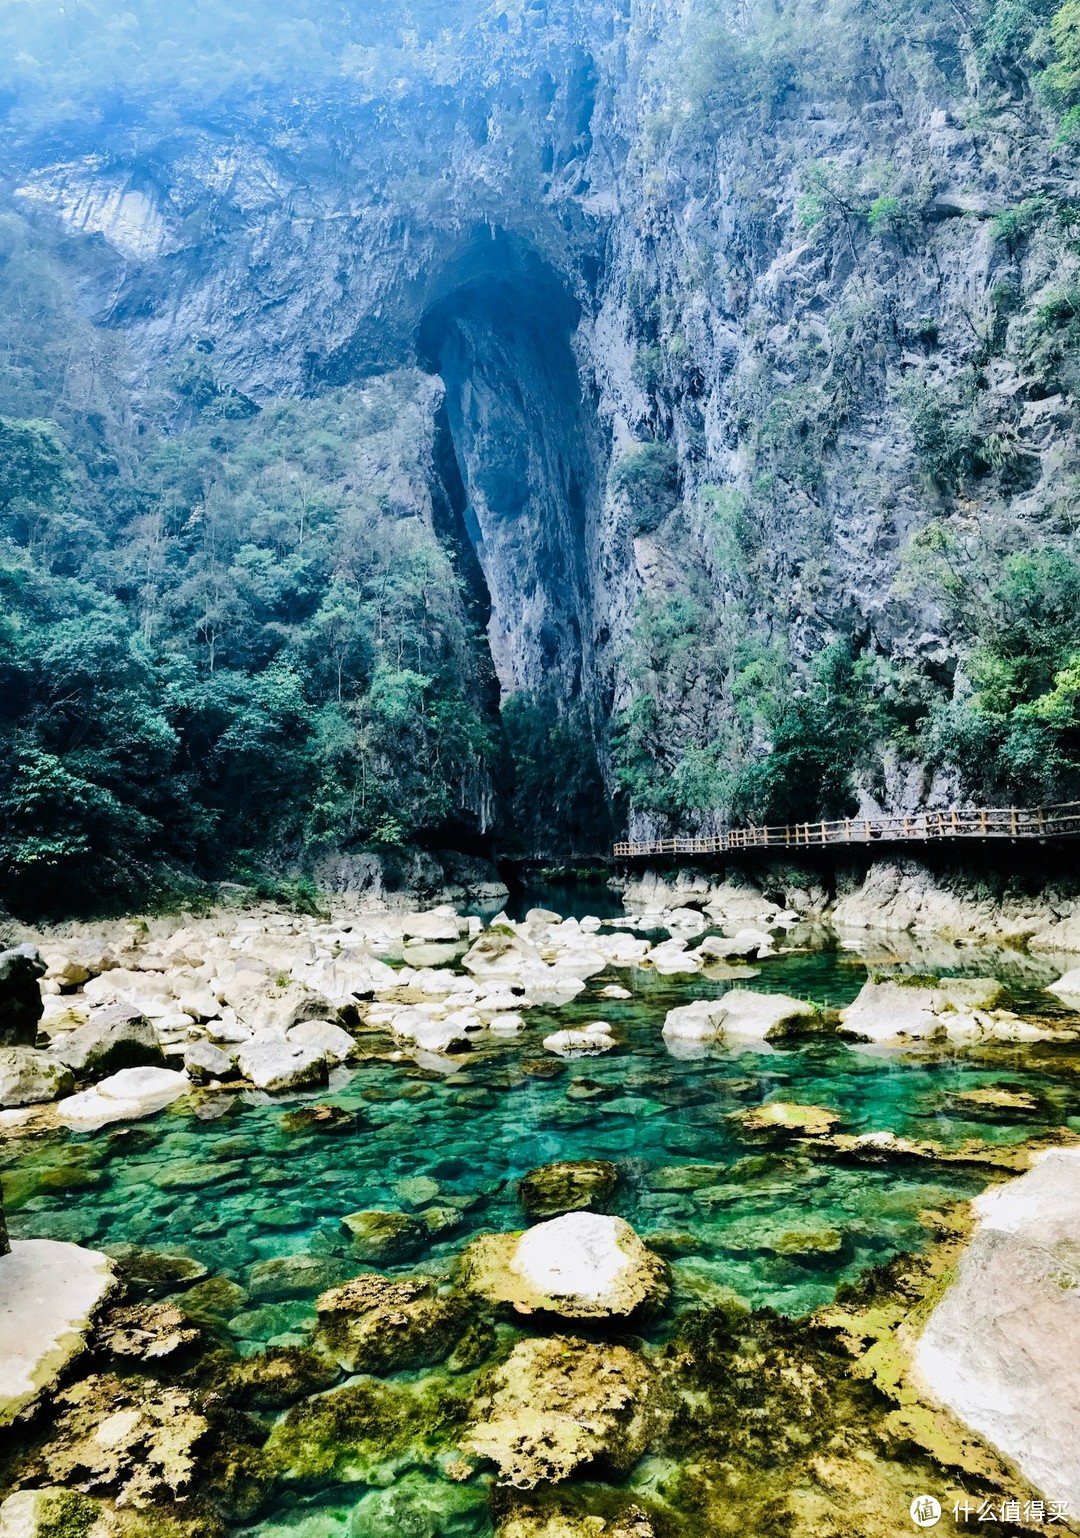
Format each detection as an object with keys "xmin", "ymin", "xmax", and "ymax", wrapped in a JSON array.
[
  {"xmin": 55, "ymin": 1067, "xmax": 190, "ymax": 1128},
  {"xmin": 0, "ymin": 1241, "xmax": 116, "ymax": 1425},
  {"xmin": 236, "ymin": 1038, "xmax": 330, "ymax": 1092},
  {"xmin": 914, "ymin": 1147, "xmax": 1080, "ymax": 1514}
]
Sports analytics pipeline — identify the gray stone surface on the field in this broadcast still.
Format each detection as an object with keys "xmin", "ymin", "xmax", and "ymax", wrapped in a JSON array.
[
  {"xmin": 915, "ymin": 1147, "xmax": 1080, "ymax": 1513},
  {"xmin": 0, "ymin": 1240, "xmax": 116, "ymax": 1425}
]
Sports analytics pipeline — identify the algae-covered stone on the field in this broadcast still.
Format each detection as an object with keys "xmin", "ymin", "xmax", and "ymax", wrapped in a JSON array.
[
  {"xmin": 495, "ymin": 1504, "xmax": 657, "ymax": 1538},
  {"xmin": 265, "ymin": 1374, "xmax": 467, "ymax": 1486},
  {"xmin": 348, "ymin": 1472, "xmax": 489, "ymax": 1538},
  {"xmin": 280, "ymin": 1102, "xmax": 355, "ymax": 1134},
  {"xmin": 733, "ymin": 1101, "xmax": 841, "ymax": 1137},
  {"xmin": 340, "ymin": 1208, "xmax": 425, "ymax": 1264},
  {"xmin": 247, "ymin": 1254, "xmax": 353, "ymax": 1302},
  {"xmin": 314, "ymin": 1272, "xmax": 466, "ymax": 1374},
  {"xmin": 943, "ymin": 1085, "xmax": 1044, "ymax": 1119},
  {"xmin": 0, "ymin": 1488, "xmax": 105, "ymax": 1538},
  {"xmin": 466, "ymin": 1335, "xmax": 658, "ymax": 1488},
  {"xmin": 94, "ymin": 1301, "xmax": 202, "ymax": 1362},
  {"xmin": 109, "ymin": 1246, "xmax": 209, "ymax": 1298},
  {"xmin": 227, "ymin": 1345, "xmax": 341, "ymax": 1409},
  {"xmin": 461, "ymin": 1212, "xmax": 669, "ymax": 1320},
  {"xmin": 518, "ymin": 1159, "xmax": 619, "ymax": 1219},
  {"xmin": 37, "ymin": 1372, "xmax": 269, "ymax": 1522}
]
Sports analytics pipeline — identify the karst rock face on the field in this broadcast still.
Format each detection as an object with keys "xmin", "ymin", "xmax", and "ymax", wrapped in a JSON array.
[{"xmin": 5, "ymin": 0, "xmax": 1069, "ymax": 839}]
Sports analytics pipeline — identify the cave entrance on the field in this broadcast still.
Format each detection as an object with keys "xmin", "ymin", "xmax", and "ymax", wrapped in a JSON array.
[{"xmin": 418, "ymin": 229, "xmax": 613, "ymax": 857}]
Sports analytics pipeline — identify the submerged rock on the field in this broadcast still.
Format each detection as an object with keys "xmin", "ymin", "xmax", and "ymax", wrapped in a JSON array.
[
  {"xmin": 466, "ymin": 1335, "xmax": 658, "ymax": 1488},
  {"xmin": 340, "ymin": 1208, "xmax": 425, "ymax": 1265},
  {"xmin": 461, "ymin": 1212, "xmax": 669, "ymax": 1320},
  {"xmin": 733, "ymin": 1101, "xmax": 841, "ymax": 1137},
  {"xmin": 280, "ymin": 1102, "xmax": 355, "ymax": 1134},
  {"xmin": 518, "ymin": 1159, "xmax": 620, "ymax": 1219},
  {"xmin": 914, "ymin": 1146, "xmax": 1080, "ymax": 1513},
  {"xmin": 0, "ymin": 1046, "xmax": 74, "ymax": 1107},
  {"xmin": 226, "ymin": 1345, "xmax": 341, "ymax": 1410},
  {"xmin": 265, "ymin": 1374, "xmax": 467, "ymax": 1486},
  {"xmin": 0, "ymin": 1239, "xmax": 116, "ymax": 1425},
  {"xmin": 315, "ymin": 1272, "xmax": 466, "ymax": 1374}
]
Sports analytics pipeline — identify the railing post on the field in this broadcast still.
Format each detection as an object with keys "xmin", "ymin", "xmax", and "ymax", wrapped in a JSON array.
[{"xmin": 1011, "ymin": 806, "xmax": 1018, "ymax": 838}]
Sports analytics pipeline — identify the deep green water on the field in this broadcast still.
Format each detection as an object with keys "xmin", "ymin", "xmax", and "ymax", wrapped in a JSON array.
[{"xmin": 5, "ymin": 939, "xmax": 1080, "ymax": 1536}]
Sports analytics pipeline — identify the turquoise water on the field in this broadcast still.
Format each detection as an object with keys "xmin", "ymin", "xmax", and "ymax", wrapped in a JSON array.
[{"xmin": 5, "ymin": 941, "xmax": 1080, "ymax": 1535}]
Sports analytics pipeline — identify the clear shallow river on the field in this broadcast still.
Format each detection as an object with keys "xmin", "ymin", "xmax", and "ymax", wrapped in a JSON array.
[{"xmin": 5, "ymin": 936, "xmax": 1080, "ymax": 1535}]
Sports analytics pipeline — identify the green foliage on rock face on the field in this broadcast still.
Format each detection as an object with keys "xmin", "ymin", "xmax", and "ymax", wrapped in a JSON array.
[
  {"xmin": 0, "ymin": 218, "xmax": 497, "ymax": 912},
  {"xmin": 611, "ymin": 443, "xmax": 681, "ymax": 535}
]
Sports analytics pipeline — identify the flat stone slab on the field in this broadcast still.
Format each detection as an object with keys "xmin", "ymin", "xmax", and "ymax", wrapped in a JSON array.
[
  {"xmin": 0, "ymin": 1240, "xmax": 116, "ymax": 1425},
  {"xmin": 914, "ymin": 1146, "xmax": 1080, "ymax": 1512}
]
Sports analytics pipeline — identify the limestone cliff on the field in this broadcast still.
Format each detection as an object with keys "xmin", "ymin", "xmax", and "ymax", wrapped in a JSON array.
[{"xmin": 2, "ymin": 0, "xmax": 1077, "ymax": 855}]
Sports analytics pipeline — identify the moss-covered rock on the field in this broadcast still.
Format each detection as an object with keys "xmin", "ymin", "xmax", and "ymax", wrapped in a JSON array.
[
  {"xmin": 314, "ymin": 1273, "xmax": 468, "ymax": 1374},
  {"xmin": 340, "ymin": 1209, "xmax": 425, "ymax": 1264},
  {"xmin": 31, "ymin": 1373, "xmax": 269, "ymax": 1524},
  {"xmin": 517, "ymin": 1160, "xmax": 619, "ymax": 1219},
  {"xmin": 225, "ymin": 1346, "xmax": 341, "ymax": 1409},
  {"xmin": 106, "ymin": 1247, "xmax": 209, "ymax": 1298},
  {"xmin": 264, "ymin": 1375, "xmax": 468, "ymax": 1486},
  {"xmin": 461, "ymin": 1213, "xmax": 669, "ymax": 1322},
  {"xmin": 466, "ymin": 1336, "xmax": 659, "ymax": 1489},
  {"xmin": 494, "ymin": 1500, "xmax": 657, "ymax": 1538},
  {"xmin": 732, "ymin": 1101, "xmax": 841, "ymax": 1138},
  {"xmin": 92, "ymin": 1302, "xmax": 202, "ymax": 1364}
]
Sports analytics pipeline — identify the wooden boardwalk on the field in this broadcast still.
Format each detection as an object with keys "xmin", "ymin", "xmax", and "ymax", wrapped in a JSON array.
[{"xmin": 613, "ymin": 803, "xmax": 1080, "ymax": 860}]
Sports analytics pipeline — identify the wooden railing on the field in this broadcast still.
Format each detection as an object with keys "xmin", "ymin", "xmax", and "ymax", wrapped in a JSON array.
[{"xmin": 613, "ymin": 802, "xmax": 1080, "ymax": 859}]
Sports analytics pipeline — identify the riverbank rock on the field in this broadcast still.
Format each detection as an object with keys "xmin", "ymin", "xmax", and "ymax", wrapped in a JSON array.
[
  {"xmin": 662, "ymin": 989, "xmax": 818, "ymax": 1044},
  {"xmin": 1046, "ymin": 968, "xmax": 1080, "ymax": 1007},
  {"xmin": 838, "ymin": 976, "xmax": 1022, "ymax": 1048},
  {"xmin": 914, "ymin": 1146, "xmax": 1080, "ymax": 1514},
  {"xmin": 461, "ymin": 1212, "xmax": 669, "ymax": 1320},
  {"xmin": 0, "ymin": 1240, "xmax": 116, "ymax": 1425},
  {"xmin": 0, "ymin": 946, "xmax": 46, "ymax": 1048},
  {"xmin": 495, "ymin": 1504, "xmax": 657, "ymax": 1538},
  {"xmin": 55, "ymin": 1067, "xmax": 190, "ymax": 1128},
  {"xmin": 285, "ymin": 1019, "xmax": 358, "ymax": 1063},
  {"xmin": 315, "ymin": 1273, "xmax": 465, "ymax": 1373},
  {"xmin": 54, "ymin": 1005, "xmax": 165, "ymax": 1078},
  {"xmin": 465, "ymin": 1335, "xmax": 657, "ymax": 1488},
  {"xmin": 236, "ymin": 1037, "xmax": 329, "ymax": 1092},
  {"xmin": 518, "ymin": 1160, "xmax": 619, "ymax": 1219},
  {"xmin": 0, "ymin": 1047, "xmax": 74, "ymax": 1107},
  {"xmin": 183, "ymin": 1039, "xmax": 239, "ymax": 1084}
]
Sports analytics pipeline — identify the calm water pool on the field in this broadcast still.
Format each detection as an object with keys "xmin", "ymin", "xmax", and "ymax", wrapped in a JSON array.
[{"xmin": 5, "ymin": 939, "xmax": 1080, "ymax": 1535}]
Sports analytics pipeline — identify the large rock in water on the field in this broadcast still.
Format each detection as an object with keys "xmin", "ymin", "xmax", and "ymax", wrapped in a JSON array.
[
  {"xmin": 914, "ymin": 1146, "xmax": 1080, "ymax": 1513},
  {"xmin": 838, "ymin": 977, "xmax": 1013, "ymax": 1048},
  {"xmin": 0, "ymin": 946, "xmax": 46, "ymax": 1047},
  {"xmin": 465, "ymin": 1335, "xmax": 657, "ymax": 1488},
  {"xmin": 236, "ymin": 1037, "xmax": 329, "ymax": 1092},
  {"xmin": 314, "ymin": 1273, "xmax": 465, "ymax": 1373},
  {"xmin": 518, "ymin": 1160, "xmax": 619, "ymax": 1219},
  {"xmin": 0, "ymin": 1240, "xmax": 116, "ymax": 1425},
  {"xmin": 461, "ymin": 1212, "xmax": 669, "ymax": 1320},
  {"xmin": 662, "ymin": 989, "xmax": 818, "ymax": 1043},
  {"xmin": 0, "ymin": 1047, "xmax": 74, "ymax": 1107},
  {"xmin": 53, "ymin": 1004, "xmax": 165, "ymax": 1078},
  {"xmin": 55, "ymin": 1067, "xmax": 190, "ymax": 1128}
]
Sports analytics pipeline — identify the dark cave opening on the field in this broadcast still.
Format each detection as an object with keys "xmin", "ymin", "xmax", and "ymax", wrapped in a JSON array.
[{"xmin": 417, "ymin": 230, "xmax": 614, "ymax": 858}]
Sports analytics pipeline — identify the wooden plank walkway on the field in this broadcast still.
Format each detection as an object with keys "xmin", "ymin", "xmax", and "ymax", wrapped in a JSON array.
[{"xmin": 613, "ymin": 802, "xmax": 1080, "ymax": 859}]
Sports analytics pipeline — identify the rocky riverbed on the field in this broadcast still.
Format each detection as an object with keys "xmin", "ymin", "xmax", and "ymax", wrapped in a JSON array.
[{"xmin": 3, "ymin": 887, "xmax": 1080, "ymax": 1536}]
